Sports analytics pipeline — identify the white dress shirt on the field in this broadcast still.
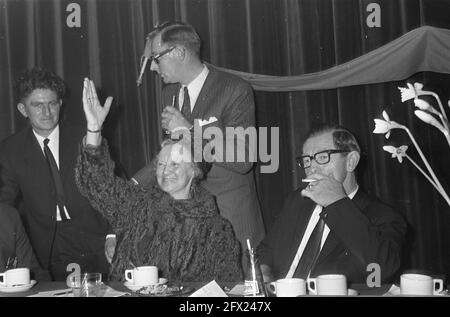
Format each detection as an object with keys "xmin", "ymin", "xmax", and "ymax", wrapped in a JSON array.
[
  {"xmin": 33, "ymin": 126, "xmax": 71, "ymax": 221},
  {"xmin": 177, "ymin": 64, "xmax": 209, "ymax": 112},
  {"xmin": 285, "ymin": 185, "xmax": 359, "ymax": 278},
  {"xmin": 33, "ymin": 125, "xmax": 60, "ymax": 168}
]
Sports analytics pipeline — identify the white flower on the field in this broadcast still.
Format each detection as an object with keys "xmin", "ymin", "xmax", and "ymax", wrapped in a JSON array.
[
  {"xmin": 414, "ymin": 110, "xmax": 447, "ymax": 135},
  {"xmin": 413, "ymin": 99, "xmax": 440, "ymax": 116},
  {"xmin": 413, "ymin": 99, "xmax": 430, "ymax": 111},
  {"xmin": 373, "ymin": 82, "xmax": 450, "ymax": 209},
  {"xmin": 383, "ymin": 145, "xmax": 408, "ymax": 163},
  {"xmin": 373, "ymin": 119, "xmax": 390, "ymax": 134},
  {"xmin": 373, "ymin": 111, "xmax": 393, "ymax": 139},
  {"xmin": 398, "ymin": 83, "xmax": 424, "ymax": 102}
]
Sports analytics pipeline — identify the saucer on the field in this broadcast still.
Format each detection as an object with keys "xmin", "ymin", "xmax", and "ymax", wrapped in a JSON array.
[
  {"xmin": 0, "ymin": 280, "xmax": 37, "ymax": 293},
  {"xmin": 307, "ymin": 288, "xmax": 358, "ymax": 296},
  {"xmin": 388, "ymin": 288, "xmax": 448, "ymax": 296},
  {"xmin": 124, "ymin": 278, "xmax": 168, "ymax": 292},
  {"xmin": 347, "ymin": 288, "xmax": 358, "ymax": 296}
]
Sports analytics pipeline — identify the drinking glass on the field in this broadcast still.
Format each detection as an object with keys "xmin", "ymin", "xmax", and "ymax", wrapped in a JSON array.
[{"xmin": 70, "ymin": 273, "xmax": 102, "ymax": 297}]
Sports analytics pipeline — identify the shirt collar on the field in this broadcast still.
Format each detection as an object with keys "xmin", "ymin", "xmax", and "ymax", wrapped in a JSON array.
[
  {"xmin": 347, "ymin": 185, "xmax": 359, "ymax": 200},
  {"xmin": 33, "ymin": 125, "xmax": 59, "ymax": 152},
  {"xmin": 184, "ymin": 64, "xmax": 209, "ymax": 107}
]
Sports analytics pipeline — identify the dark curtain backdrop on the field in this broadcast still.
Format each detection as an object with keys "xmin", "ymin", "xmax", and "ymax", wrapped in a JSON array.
[{"xmin": 1, "ymin": 0, "xmax": 450, "ymax": 279}]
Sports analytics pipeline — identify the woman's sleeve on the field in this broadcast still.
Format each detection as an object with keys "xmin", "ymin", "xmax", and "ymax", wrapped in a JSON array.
[
  {"xmin": 210, "ymin": 220, "xmax": 244, "ymax": 282},
  {"xmin": 75, "ymin": 139, "xmax": 148, "ymax": 230}
]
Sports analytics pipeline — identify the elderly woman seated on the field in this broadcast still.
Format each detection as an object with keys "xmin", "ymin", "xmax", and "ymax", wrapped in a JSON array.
[{"xmin": 75, "ymin": 78, "xmax": 242, "ymax": 283}]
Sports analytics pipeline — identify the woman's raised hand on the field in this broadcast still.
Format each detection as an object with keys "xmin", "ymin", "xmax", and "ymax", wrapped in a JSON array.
[{"xmin": 82, "ymin": 78, "xmax": 113, "ymax": 130}]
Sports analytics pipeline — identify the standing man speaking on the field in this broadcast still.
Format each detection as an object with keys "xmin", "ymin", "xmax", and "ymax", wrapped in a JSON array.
[{"xmin": 133, "ymin": 21, "xmax": 266, "ymax": 266}]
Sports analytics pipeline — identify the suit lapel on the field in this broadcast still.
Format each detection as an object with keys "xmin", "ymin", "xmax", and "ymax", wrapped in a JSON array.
[
  {"xmin": 191, "ymin": 66, "xmax": 219, "ymax": 119},
  {"xmin": 314, "ymin": 204, "xmax": 343, "ymax": 269},
  {"xmin": 314, "ymin": 190, "xmax": 369, "ymax": 269},
  {"xmin": 350, "ymin": 190, "xmax": 369, "ymax": 211},
  {"xmin": 286, "ymin": 197, "xmax": 317, "ymax": 267},
  {"xmin": 314, "ymin": 229, "xmax": 340, "ymax": 269},
  {"xmin": 22, "ymin": 127, "xmax": 55, "ymax": 209},
  {"xmin": 164, "ymin": 65, "xmax": 219, "ymax": 120},
  {"xmin": 23, "ymin": 127, "xmax": 48, "ymax": 175}
]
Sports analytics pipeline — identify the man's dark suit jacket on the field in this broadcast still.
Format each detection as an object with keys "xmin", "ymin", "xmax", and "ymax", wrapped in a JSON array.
[
  {"xmin": 0, "ymin": 123, "xmax": 111, "ymax": 276},
  {"xmin": 134, "ymin": 65, "xmax": 266, "ymax": 250},
  {"xmin": 258, "ymin": 188, "xmax": 407, "ymax": 284},
  {"xmin": 0, "ymin": 203, "xmax": 49, "ymax": 280}
]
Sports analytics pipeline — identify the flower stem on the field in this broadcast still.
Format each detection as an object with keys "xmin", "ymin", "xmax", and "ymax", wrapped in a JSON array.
[
  {"xmin": 400, "ymin": 125, "xmax": 450, "ymax": 207},
  {"xmin": 428, "ymin": 92, "xmax": 448, "ymax": 122},
  {"xmin": 434, "ymin": 113, "xmax": 450, "ymax": 148},
  {"xmin": 405, "ymin": 155, "xmax": 442, "ymax": 195},
  {"xmin": 444, "ymin": 127, "xmax": 450, "ymax": 148},
  {"xmin": 420, "ymin": 92, "xmax": 450, "ymax": 135}
]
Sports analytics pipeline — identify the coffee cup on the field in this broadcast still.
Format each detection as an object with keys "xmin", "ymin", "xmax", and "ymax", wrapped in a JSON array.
[
  {"xmin": 307, "ymin": 274, "xmax": 347, "ymax": 295},
  {"xmin": 0, "ymin": 268, "xmax": 30, "ymax": 287},
  {"xmin": 400, "ymin": 273, "xmax": 443, "ymax": 295},
  {"xmin": 125, "ymin": 266, "xmax": 158, "ymax": 286},
  {"xmin": 268, "ymin": 278, "xmax": 306, "ymax": 297}
]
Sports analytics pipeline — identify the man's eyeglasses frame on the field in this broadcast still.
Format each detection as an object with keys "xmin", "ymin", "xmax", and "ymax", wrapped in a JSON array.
[
  {"xmin": 297, "ymin": 149, "xmax": 350, "ymax": 169},
  {"xmin": 150, "ymin": 46, "xmax": 176, "ymax": 65}
]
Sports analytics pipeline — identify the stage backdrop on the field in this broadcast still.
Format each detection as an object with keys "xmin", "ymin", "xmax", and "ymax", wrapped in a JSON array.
[{"xmin": 1, "ymin": 0, "xmax": 450, "ymax": 279}]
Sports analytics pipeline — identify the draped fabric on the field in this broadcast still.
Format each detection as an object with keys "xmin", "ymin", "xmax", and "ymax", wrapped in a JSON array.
[
  {"xmin": 1, "ymin": 0, "xmax": 450, "ymax": 279},
  {"xmin": 218, "ymin": 26, "xmax": 450, "ymax": 91}
]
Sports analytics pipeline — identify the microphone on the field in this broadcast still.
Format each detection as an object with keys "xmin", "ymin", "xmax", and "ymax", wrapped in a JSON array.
[
  {"xmin": 136, "ymin": 37, "xmax": 153, "ymax": 86},
  {"xmin": 136, "ymin": 56, "xmax": 149, "ymax": 86}
]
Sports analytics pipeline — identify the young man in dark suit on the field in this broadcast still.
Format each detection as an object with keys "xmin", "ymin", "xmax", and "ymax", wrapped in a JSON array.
[
  {"xmin": 257, "ymin": 125, "xmax": 407, "ymax": 284},
  {"xmin": 133, "ymin": 22, "xmax": 266, "ymax": 267},
  {"xmin": 0, "ymin": 68, "xmax": 115, "ymax": 280}
]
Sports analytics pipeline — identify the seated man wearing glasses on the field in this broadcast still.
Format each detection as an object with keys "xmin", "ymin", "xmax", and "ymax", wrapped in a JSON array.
[{"xmin": 257, "ymin": 124, "xmax": 406, "ymax": 285}]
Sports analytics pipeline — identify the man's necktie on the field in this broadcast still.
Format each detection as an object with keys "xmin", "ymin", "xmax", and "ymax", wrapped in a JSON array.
[
  {"xmin": 43, "ymin": 138, "xmax": 70, "ymax": 221},
  {"xmin": 181, "ymin": 86, "xmax": 192, "ymax": 123},
  {"xmin": 293, "ymin": 216, "xmax": 325, "ymax": 279}
]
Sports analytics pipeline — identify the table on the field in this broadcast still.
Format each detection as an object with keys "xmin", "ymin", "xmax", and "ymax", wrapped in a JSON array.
[{"xmin": 0, "ymin": 281, "xmax": 393, "ymax": 297}]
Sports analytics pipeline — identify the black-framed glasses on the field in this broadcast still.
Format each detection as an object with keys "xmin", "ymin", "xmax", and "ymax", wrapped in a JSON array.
[
  {"xmin": 296, "ymin": 150, "xmax": 349, "ymax": 169},
  {"xmin": 150, "ymin": 46, "xmax": 176, "ymax": 64}
]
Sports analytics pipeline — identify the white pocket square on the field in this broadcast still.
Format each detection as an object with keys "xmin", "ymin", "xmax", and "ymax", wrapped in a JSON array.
[{"xmin": 197, "ymin": 117, "xmax": 218, "ymax": 127}]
